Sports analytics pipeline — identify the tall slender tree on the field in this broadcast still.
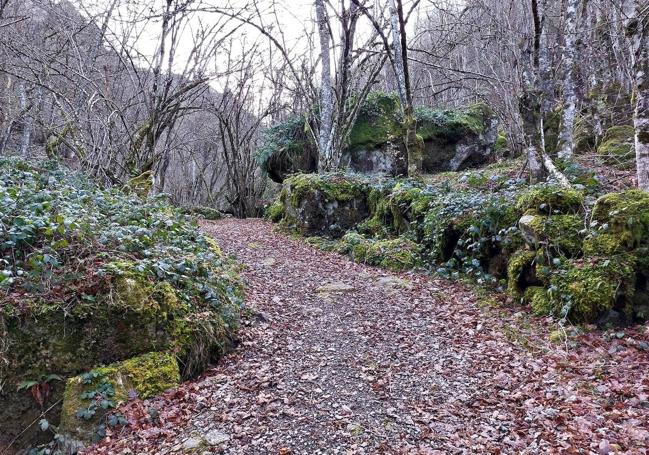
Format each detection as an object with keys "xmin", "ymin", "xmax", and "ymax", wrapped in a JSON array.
[
  {"xmin": 628, "ymin": 1, "xmax": 649, "ymax": 189},
  {"xmin": 315, "ymin": 0, "xmax": 334, "ymax": 171},
  {"xmin": 557, "ymin": 0, "xmax": 580, "ymax": 161}
]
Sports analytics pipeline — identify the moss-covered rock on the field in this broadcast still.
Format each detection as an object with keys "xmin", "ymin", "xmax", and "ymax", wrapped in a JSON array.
[
  {"xmin": 123, "ymin": 170, "xmax": 153, "ymax": 198},
  {"xmin": 582, "ymin": 232, "xmax": 625, "ymax": 256},
  {"xmin": 416, "ymin": 103, "xmax": 498, "ymax": 172},
  {"xmin": 524, "ymin": 286, "xmax": 552, "ymax": 316},
  {"xmin": 256, "ymin": 115, "xmax": 318, "ymax": 183},
  {"xmin": 548, "ymin": 256, "xmax": 636, "ymax": 322},
  {"xmin": 591, "ymin": 190, "xmax": 649, "ymax": 248},
  {"xmin": 347, "ymin": 92, "xmax": 402, "ymax": 152},
  {"xmin": 518, "ymin": 214, "xmax": 584, "ymax": 256},
  {"xmin": 597, "ymin": 125, "xmax": 635, "ymax": 169},
  {"xmin": 516, "ymin": 185, "xmax": 584, "ymax": 215},
  {"xmin": 59, "ymin": 352, "xmax": 179, "ymax": 446},
  {"xmin": 264, "ymin": 200, "xmax": 284, "ymax": 222},
  {"xmin": 507, "ymin": 250, "xmax": 538, "ymax": 299},
  {"xmin": 365, "ymin": 237, "xmax": 421, "ymax": 271},
  {"xmin": 335, "ymin": 232, "xmax": 371, "ymax": 262},
  {"xmin": 280, "ymin": 173, "xmax": 370, "ymax": 238}
]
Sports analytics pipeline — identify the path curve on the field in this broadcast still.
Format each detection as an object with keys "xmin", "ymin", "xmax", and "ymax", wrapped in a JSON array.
[{"xmin": 91, "ymin": 218, "xmax": 649, "ymax": 455}]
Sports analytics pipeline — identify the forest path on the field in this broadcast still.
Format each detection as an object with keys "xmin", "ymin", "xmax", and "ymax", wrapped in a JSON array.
[{"xmin": 92, "ymin": 218, "xmax": 649, "ymax": 454}]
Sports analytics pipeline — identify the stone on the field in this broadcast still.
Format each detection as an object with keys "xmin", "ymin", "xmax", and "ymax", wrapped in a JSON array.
[
  {"xmin": 261, "ymin": 257, "xmax": 277, "ymax": 266},
  {"xmin": 59, "ymin": 352, "xmax": 180, "ymax": 446},
  {"xmin": 205, "ymin": 429, "xmax": 230, "ymax": 446},
  {"xmin": 316, "ymin": 282, "xmax": 355, "ymax": 293},
  {"xmin": 183, "ymin": 437, "xmax": 203, "ymax": 450}
]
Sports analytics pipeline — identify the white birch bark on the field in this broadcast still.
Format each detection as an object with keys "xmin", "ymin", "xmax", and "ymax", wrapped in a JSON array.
[
  {"xmin": 315, "ymin": 0, "xmax": 334, "ymax": 171},
  {"xmin": 558, "ymin": 0, "xmax": 579, "ymax": 160},
  {"xmin": 630, "ymin": 1, "xmax": 649, "ymax": 189}
]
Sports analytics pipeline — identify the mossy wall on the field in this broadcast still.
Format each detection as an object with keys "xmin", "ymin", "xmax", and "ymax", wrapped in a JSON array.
[
  {"xmin": 268, "ymin": 171, "xmax": 649, "ymax": 326},
  {"xmin": 0, "ymin": 159, "xmax": 243, "ymax": 449}
]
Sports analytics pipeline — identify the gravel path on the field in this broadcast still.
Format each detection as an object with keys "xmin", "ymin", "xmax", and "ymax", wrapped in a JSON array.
[{"xmin": 90, "ymin": 218, "xmax": 649, "ymax": 455}]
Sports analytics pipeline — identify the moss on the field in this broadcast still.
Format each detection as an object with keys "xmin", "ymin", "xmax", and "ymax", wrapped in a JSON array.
[
  {"xmin": 507, "ymin": 250, "xmax": 537, "ymax": 298},
  {"xmin": 591, "ymin": 190, "xmax": 649, "ymax": 248},
  {"xmin": 184, "ymin": 206, "xmax": 223, "ymax": 220},
  {"xmin": 524, "ymin": 286, "xmax": 553, "ymax": 316},
  {"xmin": 123, "ymin": 171, "xmax": 153, "ymax": 198},
  {"xmin": 415, "ymin": 103, "xmax": 491, "ymax": 140},
  {"xmin": 582, "ymin": 233, "xmax": 624, "ymax": 256},
  {"xmin": 335, "ymin": 232, "xmax": 370, "ymax": 262},
  {"xmin": 265, "ymin": 200, "xmax": 284, "ymax": 222},
  {"xmin": 516, "ymin": 185, "xmax": 584, "ymax": 215},
  {"xmin": 494, "ymin": 132, "xmax": 508, "ymax": 153},
  {"xmin": 549, "ymin": 256, "xmax": 636, "ymax": 323},
  {"xmin": 347, "ymin": 92, "xmax": 402, "ymax": 151},
  {"xmin": 305, "ymin": 236, "xmax": 338, "ymax": 252},
  {"xmin": 387, "ymin": 184, "xmax": 433, "ymax": 233},
  {"xmin": 597, "ymin": 125, "xmax": 635, "ymax": 169},
  {"xmin": 284, "ymin": 173, "xmax": 368, "ymax": 208},
  {"xmin": 60, "ymin": 352, "xmax": 179, "ymax": 443},
  {"xmin": 521, "ymin": 214, "xmax": 584, "ymax": 256},
  {"xmin": 358, "ymin": 187, "xmax": 394, "ymax": 236},
  {"xmin": 365, "ymin": 237, "xmax": 421, "ymax": 271}
]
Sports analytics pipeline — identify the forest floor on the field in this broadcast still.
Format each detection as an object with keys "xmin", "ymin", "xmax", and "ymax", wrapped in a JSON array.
[{"xmin": 89, "ymin": 218, "xmax": 649, "ymax": 455}]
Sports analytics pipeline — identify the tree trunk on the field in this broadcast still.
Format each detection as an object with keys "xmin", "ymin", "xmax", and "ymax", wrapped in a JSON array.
[
  {"xmin": 557, "ymin": 0, "xmax": 579, "ymax": 160},
  {"xmin": 315, "ymin": 0, "xmax": 334, "ymax": 172},
  {"xmin": 388, "ymin": 0, "xmax": 420, "ymax": 176},
  {"xmin": 19, "ymin": 82, "xmax": 31, "ymax": 157},
  {"xmin": 630, "ymin": 1, "xmax": 649, "ymax": 189}
]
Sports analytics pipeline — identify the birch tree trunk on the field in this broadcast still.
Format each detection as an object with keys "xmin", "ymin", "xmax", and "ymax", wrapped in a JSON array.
[
  {"xmin": 557, "ymin": 0, "xmax": 579, "ymax": 161},
  {"xmin": 629, "ymin": 1, "xmax": 649, "ymax": 189},
  {"xmin": 315, "ymin": 0, "xmax": 334, "ymax": 171}
]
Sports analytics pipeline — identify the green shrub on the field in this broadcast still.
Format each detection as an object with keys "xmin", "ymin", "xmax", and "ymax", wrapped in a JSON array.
[{"xmin": 0, "ymin": 158, "xmax": 243, "ymax": 383}]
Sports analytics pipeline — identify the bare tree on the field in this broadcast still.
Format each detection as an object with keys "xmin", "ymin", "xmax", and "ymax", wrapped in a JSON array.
[
  {"xmin": 557, "ymin": 0, "xmax": 580, "ymax": 161},
  {"xmin": 628, "ymin": 1, "xmax": 649, "ymax": 189}
]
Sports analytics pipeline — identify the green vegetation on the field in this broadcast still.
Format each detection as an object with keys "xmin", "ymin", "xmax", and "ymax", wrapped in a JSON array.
[
  {"xmin": 0, "ymin": 158, "xmax": 243, "ymax": 445},
  {"xmin": 60, "ymin": 352, "xmax": 179, "ymax": 444},
  {"xmin": 267, "ymin": 163, "xmax": 649, "ymax": 326},
  {"xmin": 516, "ymin": 184, "xmax": 584, "ymax": 215}
]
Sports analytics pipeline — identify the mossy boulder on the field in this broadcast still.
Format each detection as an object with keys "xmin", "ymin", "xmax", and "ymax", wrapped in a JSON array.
[
  {"xmin": 518, "ymin": 214, "xmax": 584, "ymax": 256},
  {"xmin": 516, "ymin": 185, "xmax": 584, "ymax": 215},
  {"xmin": 59, "ymin": 352, "xmax": 179, "ymax": 447},
  {"xmin": 415, "ymin": 103, "xmax": 499, "ymax": 172},
  {"xmin": 347, "ymin": 92, "xmax": 402, "ymax": 153},
  {"xmin": 365, "ymin": 237, "xmax": 421, "ymax": 271},
  {"xmin": 336, "ymin": 232, "xmax": 371, "ymax": 262},
  {"xmin": 335, "ymin": 233, "xmax": 420, "ymax": 271},
  {"xmin": 591, "ymin": 190, "xmax": 649, "ymax": 248},
  {"xmin": 597, "ymin": 125, "xmax": 635, "ymax": 169},
  {"xmin": 123, "ymin": 170, "xmax": 153, "ymax": 198},
  {"xmin": 280, "ymin": 173, "xmax": 371, "ymax": 238},
  {"xmin": 0, "ymin": 159, "xmax": 242, "ymax": 449},
  {"xmin": 256, "ymin": 115, "xmax": 318, "ymax": 183},
  {"xmin": 547, "ymin": 256, "xmax": 636, "ymax": 323}
]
